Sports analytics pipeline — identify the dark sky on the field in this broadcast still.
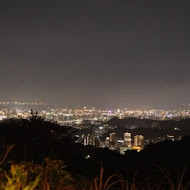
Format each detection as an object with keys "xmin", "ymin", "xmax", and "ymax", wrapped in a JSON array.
[{"xmin": 1, "ymin": 0, "xmax": 190, "ymax": 109}]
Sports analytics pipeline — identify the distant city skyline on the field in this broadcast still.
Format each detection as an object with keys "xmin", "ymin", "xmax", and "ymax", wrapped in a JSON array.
[
  {"xmin": 1, "ymin": 0, "xmax": 190, "ymax": 109},
  {"xmin": 1, "ymin": 97, "xmax": 190, "ymax": 110},
  {"xmin": 1, "ymin": 100, "xmax": 190, "ymax": 110}
]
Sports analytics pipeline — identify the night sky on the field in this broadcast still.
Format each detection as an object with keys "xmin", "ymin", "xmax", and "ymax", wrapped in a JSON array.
[{"xmin": 1, "ymin": 0, "xmax": 190, "ymax": 109}]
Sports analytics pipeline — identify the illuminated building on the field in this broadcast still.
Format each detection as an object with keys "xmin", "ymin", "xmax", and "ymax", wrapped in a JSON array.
[
  {"xmin": 124, "ymin": 132, "xmax": 131, "ymax": 147},
  {"xmin": 84, "ymin": 134, "xmax": 91, "ymax": 146},
  {"xmin": 84, "ymin": 138, "xmax": 87, "ymax": 146},
  {"xmin": 116, "ymin": 140, "xmax": 124, "ymax": 148},
  {"xmin": 134, "ymin": 135, "xmax": 139, "ymax": 147},
  {"xmin": 134, "ymin": 135, "xmax": 144, "ymax": 147},
  {"xmin": 162, "ymin": 111, "xmax": 165, "ymax": 120},
  {"xmin": 132, "ymin": 146, "xmax": 141, "ymax": 152},
  {"xmin": 139, "ymin": 135, "xmax": 144, "ymax": 146},
  {"xmin": 120, "ymin": 146, "xmax": 131, "ymax": 155},
  {"xmin": 110, "ymin": 133, "xmax": 116, "ymax": 142},
  {"xmin": 109, "ymin": 133, "xmax": 116, "ymax": 148},
  {"xmin": 105, "ymin": 137, "xmax": 110, "ymax": 147}
]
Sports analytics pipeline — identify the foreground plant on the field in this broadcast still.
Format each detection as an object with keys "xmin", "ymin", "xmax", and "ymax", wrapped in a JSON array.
[
  {"xmin": 1, "ymin": 164, "xmax": 40, "ymax": 190},
  {"xmin": 0, "ymin": 151, "xmax": 75, "ymax": 190},
  {"xmin": 88, "ymin": 166, "xmax": 131, "ymax": 190},
  {"xmin": 158, "ymin": 165, "xmax": 190, "ymax": 190},
  {"xmin": 1, "ymin": 146, "xmax": 190, "ymax": 190},
  {"xmin": 0, "ymin": 145, "xmax": 15, "ymax": 166},
  {"xmin": 41, "ymin": 158, "xmax": 75, "ymax": 190}
]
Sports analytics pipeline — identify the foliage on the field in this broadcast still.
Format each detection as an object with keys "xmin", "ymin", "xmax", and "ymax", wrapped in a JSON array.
[
  {"xmin": 0, "ymin": 164, "xmax": 40, "ymax": 190},
  {"xmin": 41, "ymin": 158, "xmax": 75, "ymax": 190},
  {"xmin": 88, "ymin": 166, "xmax": 138, "ymax": 190},
  {"xmin": 0, "ymin": 145, "xmax": 15, "ymax": 165},
  {"xmin": 1, "ymin": 159, "xmax": 190, "ymax": 190},
  {"xmin": 0, "ymin": 158, "xmax": 75, "ymax": 190}
]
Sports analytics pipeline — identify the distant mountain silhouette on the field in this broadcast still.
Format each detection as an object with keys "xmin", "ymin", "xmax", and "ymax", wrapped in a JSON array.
[
  {"xmin": 105, "ymin": 117, "xmax": 190, "ymax": 139},
  {"xmin": 107, "ymin": 117, "xmax": 190, "ymax": 129}
]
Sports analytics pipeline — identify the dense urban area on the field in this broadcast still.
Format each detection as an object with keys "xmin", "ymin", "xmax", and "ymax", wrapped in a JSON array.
[{"xmin": 1, "ymin": 101, "xmax": 190, "ymax": 155}]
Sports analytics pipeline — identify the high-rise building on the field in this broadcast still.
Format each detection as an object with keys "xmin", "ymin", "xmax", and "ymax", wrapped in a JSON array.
[
  {"xmin": 109, "ymin": 133, "xmax": 116, "ymax": 148},
  {"xmin": 124, "ymin": 132, "xmax": 131, "ymax": 147},
  {"xmin": 134, "ymin": 135, "xmax": 144, "ymax": 147},
  {"xmin": 84, "ymin": 134, "xmax": 91, "ymax": 146},
  {"xmin": 134, "ymin": 135, "xmax": 139, "ymax": 146},
  {"xmin": 110, "ymin": 133, "xmax": 116, "ymax": 142},
  {"xmin": 84, "ymin": 138, "xmax": 87, "ymax": 146},
  {"xmin": 105, "ymin": 137, "xmax": 110, "ymax": 147},
  {"xmin": 139, "ymin": 135, "xmax": 144, "ymax": 147},
  {"xmin": 93, "ymin": 137, "xmax": 100, "ymax": 148}
]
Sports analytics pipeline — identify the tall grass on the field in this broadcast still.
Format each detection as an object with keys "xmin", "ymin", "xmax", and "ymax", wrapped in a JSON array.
[
  {"xmin": 158, "ymin": 165, "xmax": 190, "ymax": 190},
  {"xmin": 1, "ymin": 146, "xmax": 190, "ymax": 190}
]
